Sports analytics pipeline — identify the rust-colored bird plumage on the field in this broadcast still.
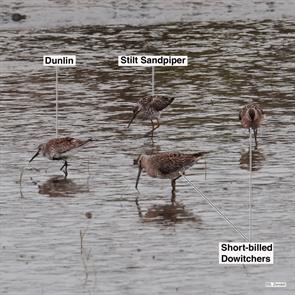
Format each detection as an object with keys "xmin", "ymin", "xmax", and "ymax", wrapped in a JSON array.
[
  {"xmin": 239, "ymin": 103, "xmax": 264, "ymax": 148},
  {"xmin": 135, "ymin": 151, "xmax": 208, "ymax": 201},
  {"xmin": 40, "ymin": 137, "xmax": 91, "ymax": 160},
  {"xmin": 29, "ymin": 137, "xmax": 92, "ymax": 177}
]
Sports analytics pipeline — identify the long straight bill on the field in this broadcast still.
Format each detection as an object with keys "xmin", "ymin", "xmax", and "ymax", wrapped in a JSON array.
[
  {"xmin": 127, "ymin": 110, "xmax": 140, "ymax": 128},
  {"xmin": 135, "ymin": 167, "xmax": 142, "ymax": 189},
  {"xmin": 29, "ymin": 150, "xmax": 39, "ymax": 163}
]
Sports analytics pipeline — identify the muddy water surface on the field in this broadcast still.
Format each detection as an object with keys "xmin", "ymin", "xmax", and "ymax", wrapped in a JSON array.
[{"xmin": 0, "ymin": 1, "xmax": 294, "ymax": 294}]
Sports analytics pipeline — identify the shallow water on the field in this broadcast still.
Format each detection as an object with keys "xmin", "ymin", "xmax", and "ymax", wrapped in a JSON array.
[{"xmin": 0, "ymin": 1, "xmax": 295, "ymax": 294}]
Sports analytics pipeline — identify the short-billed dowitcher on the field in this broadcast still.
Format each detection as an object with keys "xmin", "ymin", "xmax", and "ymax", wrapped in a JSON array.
[
  {"xmin": 127, "ymin": 95, "xmax": 174, "ymax": 137},
  {"xmin": 135, "ymin": 152, "xmax": 208, "ymax": 200},
  {"xmin": 239, "ymin": 103, "xmax": 264, "ymax": 148},
  {"xmin": 29, "ymin": 137, "xmax": 92, "ymax": 177}
]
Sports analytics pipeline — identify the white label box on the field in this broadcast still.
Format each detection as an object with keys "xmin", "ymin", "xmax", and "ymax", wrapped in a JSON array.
[
  {"xmin": 118, "ymin": 55, "xmax": 188, "ymax": 67},
  {"xmin": 219, "ymin": 242, "xmax": 273, "ymax": 264},
  {"xmin": 43, "ymin": 55, "xmax": 76, "ymax": 66}
]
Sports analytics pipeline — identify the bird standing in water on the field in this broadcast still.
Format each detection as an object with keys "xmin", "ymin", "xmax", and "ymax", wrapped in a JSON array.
[
  {"xmin": 127, "ymin": 95, "xmax": 174, "ymax": 137},
  {"xmin": 29, "ymin": 137, "xmax": 92, "ymax": 178},
  {"xmin": 239, "ymin": 103, "xmax": 264, "ymax": 148},
  {"xmin": 135, "ymin": 151, "xmax": 208, "ymax": 202}
]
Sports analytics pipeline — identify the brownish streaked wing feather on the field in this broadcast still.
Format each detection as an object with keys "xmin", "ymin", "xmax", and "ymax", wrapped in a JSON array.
[
  {"xmin": 152, "ymin": 153, "xmax": 196, "ymax": 175},
  {"xmin": 239, "ymin": 105, "xmax": 248, "ymax": 120},
  {"xmin": 239, "ymin": 103, "xmax": 264, "ymax": 120},
  {"xmin": 239, "ymin": 108, "xmax": 244, "ymax": 120},
  {"xmin": 150, "ymin": 95, "xmax": 174, "ymax": 111},
  {"xmin": 138, "ymin": 96, "xmax": 153, "ymax": 107},
  {"xmin": 252, "ymin": 103, "xmax": 264, "ymax": 114},
  {"xmin": 47, "ymin": 137, "xmax": 91, "ymax": 154},
  {"xmin": 138, "ymin": 95, "xmax": 174, "ymax": 111}
]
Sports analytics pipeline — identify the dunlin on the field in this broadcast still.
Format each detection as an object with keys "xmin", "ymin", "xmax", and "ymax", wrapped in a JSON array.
[{"xmin": 29, "ymin": 137, "xmax": 92, "ymax": 177}]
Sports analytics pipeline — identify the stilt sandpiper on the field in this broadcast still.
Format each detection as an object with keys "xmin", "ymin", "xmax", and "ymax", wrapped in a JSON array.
[
  {"xmin": 127, "ymin": 95, "xmax": 174, "ymax": 137},
  {"xmin": 29, "ymin": 137, "xmax": 92, "ymax": 178},
  {"xmin": 239, "ymin": 103, "xmax": 264, "ymax": 148},
  {"xmin": 135, "ymin": 151, "xmax": 208, "ymax": 201}
]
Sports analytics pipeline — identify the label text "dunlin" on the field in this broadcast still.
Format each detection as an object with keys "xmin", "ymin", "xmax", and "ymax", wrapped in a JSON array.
[{"xmin": 43, "ymin": 55, "xmax": 76, "ymax": 66}]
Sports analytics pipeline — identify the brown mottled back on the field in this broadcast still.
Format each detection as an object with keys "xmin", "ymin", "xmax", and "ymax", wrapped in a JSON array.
[
  {"xmin": 43, "ymin": 137, "xmax": 92, "ymax": 159},
  {"xmin": 239, "ymin": 103, "xmax": 264, "ymax": 129},
  {"xmin": 149, "ymin": 152, "xmax": 206, "ymax": 175},
  {"xmin": 139, "ymin": 95, "xmax": 174, "ymax": 111}
]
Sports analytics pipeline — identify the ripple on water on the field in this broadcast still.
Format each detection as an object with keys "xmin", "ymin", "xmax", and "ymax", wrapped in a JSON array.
[{"xmin": 0, "ymin": 4, "xmax": 295, "ymax": 295}]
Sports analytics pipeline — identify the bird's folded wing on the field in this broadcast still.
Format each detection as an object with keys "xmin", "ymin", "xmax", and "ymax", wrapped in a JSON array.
[
  {"xmin": 150, "ymin": 96, "xmax": 173, "ymax": 111},
  {"xmin": 155, "ymin": 153, "xmax": 195, "ymax": 175},
  {"xmin": 54, "ymin": 138, "xmax": 89, "ymax": 154}
]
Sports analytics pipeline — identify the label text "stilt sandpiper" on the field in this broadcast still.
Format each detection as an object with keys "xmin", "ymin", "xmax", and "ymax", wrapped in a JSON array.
[{"xmin": 118, "ymin": 55, "xmax": 188, "ymax": 67}]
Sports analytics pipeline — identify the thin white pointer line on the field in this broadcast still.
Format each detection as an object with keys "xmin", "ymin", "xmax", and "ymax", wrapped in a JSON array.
[
  {"xmin": 181, "ymin": 173, "xmax": 249, "ymax": 241},
  {"xmin": 56, "ymin": 66, "xmax": 59, "ymax": 138},
  {"xmin": 249, "ymin": 131, "xmax": 253, "ymax": 242},
  {"xmin": 151, "ymin": 66, "xmax": 155, "ymax": 96}
]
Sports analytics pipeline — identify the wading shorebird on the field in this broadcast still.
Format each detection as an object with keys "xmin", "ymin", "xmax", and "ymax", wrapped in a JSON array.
[
  {"xmin": 127, "ymin": 95, "xmax": 174, "ymax": 137},
  {"xmin": 135, "ymin": 152, "xmax": 208, "ymax": 201},
  {"xmin": 239, "ymin": 103, "xmax": 264, "ymax": 148},
  {"xmin": 29, "ymin": 137, "xmax": 92, "ymax": 178}
]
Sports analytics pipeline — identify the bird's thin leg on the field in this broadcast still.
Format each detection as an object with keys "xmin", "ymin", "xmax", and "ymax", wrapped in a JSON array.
[
  {"xmin": 150, "ymin": 119, "xmax": 155, "ymax": 138},
  {"xmin": 171, "ymin": 175, "xmax": 182, "ymax": 192},
  {"xmin": 150, "ymin": 136, "xmax": 155, "ymax": 146},
  {"xmin": 171, "ymin": 190, "xmax": 176, "ymax": 204},
  {"xmin": 64, "ymin": 161, "xmax": 68, "ymax": 178},
  {"xmin": 153, "ymin": 118, "xmax": 160, "ymax": 131},
  {"xmin": 171, "ymin": 179, "xmax": 176, "ymax": 193},
  {"xmin": 171, "ymin": 179, "xmax": 176, "ymax": 204},
  {"xmin": 253, "ymin": 129, "xmax": 258, "ymax": 149},
  {"xmin": 61, "ymin": 160, "xmax": 68, "ymax": 178},
  {"xmin": 135, "ymin": 197, "xmax": 143, "ymax": 218},
  {"xmin": 171, "ymin": 175, "xmax": 182, "ymax": 203},
  {"xmin": 60, "ymin": 162, "xmax": 66, "ymax": 171}
]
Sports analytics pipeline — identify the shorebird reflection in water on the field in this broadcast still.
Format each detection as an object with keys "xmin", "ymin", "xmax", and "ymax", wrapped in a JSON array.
[
  {"xmin": 29, "ymin": 137, "xmax": 92, "ymax": 178},
  {"xmin": 127, "ymin": 95, "xmax": 174, "ymax": 137},
  {"xmin": 135, "ymin": 152, "xmax": 208, "ymax": 201},
  {"xmin": 136, "ymin": 201, "xmax": 200, "ymax": 224},
  {"xmin": 240, "ymin": 148, "xmax": 266, "ymax": 172},
  {"xmin": 239, "ymin": 103, "xmax": 264, "ymax": 148}
]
